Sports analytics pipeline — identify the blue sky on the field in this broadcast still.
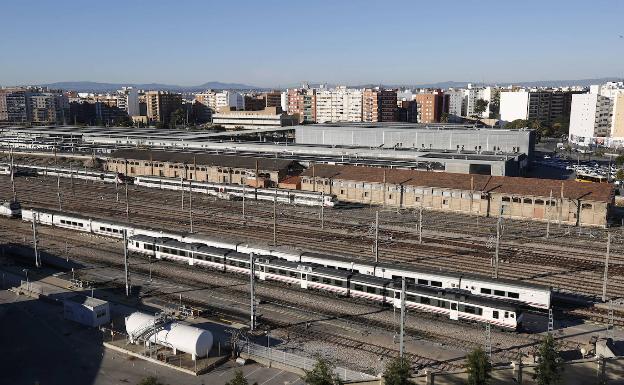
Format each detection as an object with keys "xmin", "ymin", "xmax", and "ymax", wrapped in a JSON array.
[{"xmin": 1, "ymin": 0, "xmax": 623, "ymax": 87}]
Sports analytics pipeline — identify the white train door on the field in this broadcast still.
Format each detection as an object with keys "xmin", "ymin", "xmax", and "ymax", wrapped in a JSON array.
[
  {"xmin": 301, "ymin": 273, "xmax": 308, "ymax": 289},
  {"xmin": 449, "ymin": 301, "xmax": 459, "ymax": 320}
]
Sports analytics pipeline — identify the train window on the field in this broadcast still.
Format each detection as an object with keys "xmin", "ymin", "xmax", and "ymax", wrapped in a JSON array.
[
  {"xmin": 394, "ymin": 292, "xmax": 400, "ymax": 299},
  {"xmin": 417, "ymin": 279, "xmax": 428, "ymax": 285},
  {"xmin": 135, "ymin": 242, "xmax": 139, "ymax": 247},
  {"xmin": 366, "ymin": 286, "xmax": 375, "ymax": 294},
  {"xmin": 322, "ymin": 278, "xmax": 331, "ymax": 284},
  {"xmin": 145, "ymin": 244, "xmax": 154, "ymax": 251},
  {"xmin": 492, "ymin": 311, "xmax": 499, "ymax": 319},
  {"xmin": 406, "ymin": 277, "xmax": 415, "ymax": 284},
  {"xmin": 494, "ymin": 290, "xmax": 505, "ymax": 296},
  {"xmin": 463, "ymin": 305, "xmax": 475, "ymax": 314},
  {"xmin": 431, "ymin": 281, "xmax": 442, "ymax": 287},
  {"xmin": 451, "ymin": 303, "xmax": 457, "ymax": 310},
  {"xmin": 504, "ymin": 311, "xmax": 509, "ymax": 318},
  {"xmin": 310, "ymin": 276, "xmax": 319, "ymax": 282},
  {"xmin": 407, "ymin": 294, "xmax": 418, "ymax": 302},
  {"xmin": 268, "ymin": 268, "xmax": 275, "ymax": 273},
  {"xmin": 354, "ymin": 284, "xmax": 364, "ymax": 291},
  {"xmin": 535, "ymin": 199, "xmax": 544, "ymax": 205},
  {"xmin": 508, "ymin": 292, "xmax": 519, "ymax": 299},
  {"xmin": 510, "ymin": 313, "xmax": 515, "ymax": 318},
  {"xmin": 502, "ymin": 197, "xmax": 511, "ymax": 202},
  {"xmin": 290, "ymin": 272, "xmax": 298, "ymax": 278},
  {"xmin": 481, "ymin": 288, "xmax": 491, "ymax": 294},
  {"xmin": 420, "ymin": 297, "xmax": 430, "ymax": 305},
  {"xmin": 439, "ymin": 301, "xmax": 449, "ymax": 309}
]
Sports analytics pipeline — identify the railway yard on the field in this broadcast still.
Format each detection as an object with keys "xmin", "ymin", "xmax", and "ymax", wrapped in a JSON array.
[{"xmin": 1, "ymin": 167, "xmax": 624, "ymax": 377}]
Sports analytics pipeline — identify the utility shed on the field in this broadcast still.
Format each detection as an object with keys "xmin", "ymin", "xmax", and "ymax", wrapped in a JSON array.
[{"xmin": 63, "ymin": 295, "xmax": 110, "ymax": 327}]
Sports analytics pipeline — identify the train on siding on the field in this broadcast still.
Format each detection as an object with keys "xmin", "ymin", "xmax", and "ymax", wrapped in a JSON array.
[
  {"xmin": 19, "ymin": 208, "xmax": 551, "ymax": 312},
  {"xmin": 0, "ymin": 164, "xmax": 11, "ymax": 176},
  {"xmin": 133, "ymin": 176, "xmax": 337, "ymax": 207},
  {"xmin": 0, "ymin": 201, "xmax": 21, "ymax": 218},
  {"xmin": 127, "ymin": 234, "xmax": 522, "ymax": 330},
  {"xmin": 15, "ymin": 164, "xmax": 126, "ymax": 184}
]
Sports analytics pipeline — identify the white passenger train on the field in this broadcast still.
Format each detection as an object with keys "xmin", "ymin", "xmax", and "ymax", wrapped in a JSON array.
[
  {"xmin": 134, "ymin": 176, "xmax": 337, "ymax": 207},
  {"xmin": 0, "ymin": 201, "xmax": 21, "ymax": 218},
  {"xmin": 17, "ymin": 165, "xmax": 126, "ymax": 184},
  {"xmin": 20, "ymin": 208, "xmax": 551, "ymax": 311},
  {"xmin": 0, "ymin": 164, "xmax": 12, "ymax": 176},
  {"xmin": 129, "ymin": 234, "xmax": 522, "ymax": 330}
]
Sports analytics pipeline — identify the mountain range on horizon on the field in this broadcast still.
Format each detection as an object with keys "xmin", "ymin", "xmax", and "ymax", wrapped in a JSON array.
[{"xmin": 24, "ymin": 77, "xmax": 624, "ymax": 92}]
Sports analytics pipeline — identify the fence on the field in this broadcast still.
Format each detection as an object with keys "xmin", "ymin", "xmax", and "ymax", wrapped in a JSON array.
[{"xmin": 240, "ymin": 341, "xmax": 377, "ymax": 382}]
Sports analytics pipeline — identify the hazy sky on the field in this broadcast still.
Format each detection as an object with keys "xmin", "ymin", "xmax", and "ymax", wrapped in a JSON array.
[{"xmin": 1, "ymin": 0, "xmax": 623, "ymax": 87}]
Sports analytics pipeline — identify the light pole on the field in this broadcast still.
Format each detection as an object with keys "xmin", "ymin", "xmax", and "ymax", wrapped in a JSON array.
[{"xmin": 22, "ymin": 268, "xmax": 29, "ymax": 285}]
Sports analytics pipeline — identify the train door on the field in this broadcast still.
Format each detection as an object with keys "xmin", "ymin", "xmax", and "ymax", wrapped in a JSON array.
[
  {"xmin": 258, "ymin": 265, "xmax": 266, "ymax": 281},
  {"xmin": 189, "ymin": 252, "xmax": 194, "ymax": 266},
  {"xmin": 301, "ymin": 273, "xmax": 308, "ymax": 289},
  {"xmin": 449, "ymin": 301, "xmax": 459, "ymax": 320}
]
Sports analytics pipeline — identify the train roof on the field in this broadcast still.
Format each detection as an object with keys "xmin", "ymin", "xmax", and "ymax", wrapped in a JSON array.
[
  {"xmin": 350, "ymin": 273, "xmax": 388, "ymax": 287},
  {"xmin": 459, "ymin": 272, "xmax": 551, "ymax": 291},
  {"xmin": 378, "ymin": 262, "xmax": 463, "ymax": 279}
]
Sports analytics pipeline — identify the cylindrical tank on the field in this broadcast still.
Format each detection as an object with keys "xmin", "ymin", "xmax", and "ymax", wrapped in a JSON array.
[
  {"xmin": 124, "ymin": 312, "xmax": 214, "ymax": 358},
  {"xmin": 164, "ymin": 323, "xmax": 214, "ymax": 358}
]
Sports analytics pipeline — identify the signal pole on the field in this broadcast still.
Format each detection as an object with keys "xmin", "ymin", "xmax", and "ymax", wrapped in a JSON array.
[
  {"xmin": 546, "ymin": 190, "xmax": 553, "ymax": 239},
  {"xmin": 123, "ymin": 229, "xmax": 130, "ymax": 297},
  {"xmin": 320, "ymin": 193, "xmax": 325, "ymax": 230},
  {"xmin": 399, "ymin": 276, "xmax": 406, "ymax": 358},
  {"xmin": 418, "ymin": 205, "xmax": 423, "ymax": 245},
  {"xmin": 181, "ymin": 177, "xmax": 185, "ymax": 210},
  {"xmin": 602, "ymin": 232, "xmax": 611, "ymax": 302},
  {"xmin": 57, "ymin": 174, "xmax": 62, "ymax": 211},
  {"xmin": 242, "ymin": 184, "xmax": 246, "ymax": 220},
  {"xmin": 250, "ymin": 252, "xmax": 256, "ymax": 331}
]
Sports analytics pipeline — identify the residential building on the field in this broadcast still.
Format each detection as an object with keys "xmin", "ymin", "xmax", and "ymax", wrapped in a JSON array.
[
  {"xmin": 397, "ymin": 100, "xmax": 417, "ymax": 123},
  {"xmin": 194, "ymin": 90, "xmax": 244, "ymax": 112},
  {"xmin": 244, "ymin": 95, "xmax": 266, "ymax": 111},
  {"xmin": 264, "ymin": 90, "xmax": 282, "ymax": 108},
  {"xmin": 29, "ymin": 93, "xmax": 69, "ymax": 124},
  {"xmin": 568, "ymin": 93, "xmax": 614, "ymax": 146},
  {"xmin": 415, "ymin": 92, "xmax": 443, "ymax": 123},
  {"xmin": 212, "ymin": 107, "xmax": 298, "ymax": 129},
  {"xmin": 315, "ymin": 87, "xmax": 362, "ymax": 123},
  {"xmin": 145, "ymin": 91, "xmax": 182, "ymax": 126},
  {"xmin": 363, "ymin": 88, "xmax": 397, "ymax": 122},
  {"xmin": 446, "ymin": 89, "xmax": 465, "ymax": 118},
  {"xmin": 500, "ymin": 90, "xmax": 579, "ymax": 124},
  {"xmin": 287, "ymin": 88, "xmax": 316, "ymax": 123},
  {"xmin": 0, "ymin": 89, "xmax": 29, "ymax": 123}
]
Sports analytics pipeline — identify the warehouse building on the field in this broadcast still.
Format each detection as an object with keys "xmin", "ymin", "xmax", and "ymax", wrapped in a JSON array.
[
  {"xmin": 295, "ymin": 123, "xmax": 535, "ymax": 159},
  {"xmin": 300, "ymin": 164, "xmax": 613, "ymax": 227},
  {"xmin": 106, "ymin": 149, "xmax": 302, "ymax": 187}
]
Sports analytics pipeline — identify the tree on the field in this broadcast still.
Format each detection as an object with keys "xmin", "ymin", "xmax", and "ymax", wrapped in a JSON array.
[
  {"xmin": 138, "ymin": 376, "xmax": 163, "ymax": 385},
  {"xmin": 382, "ymin": 357, "xmax": 414, "ymax": 385},
  {"xmin": 464, "ymin": 347, "xmax": 491, "ymax": 385},
  {"xmin": 504, "ymin": 119, "xmax": 529, "ymax": 129},
  {"xmin": 615, "ymin": 154, "xmax": 624, "ymax": 167},
  {"xmin": 533, "ymin": 334, "xmax": 564, "ymax": 385},
  {"xmin": 473, "ymin": 99, "xmax": 489, "ymax": 117},
  {"xmin": 170, "ymin": 108, "xmax": 186, "ymax": 128},
  {"xmin": 616, "ymin": 169, "xmax": 624, "ymax": 181},
  {"xmin": 440, "ymin": 112, "xmax": 449, "ymax": 123},
  {"xmin": 303, "ymin": 355, "xmax": 343, "ymax": 385},
  {"xmin": 226, "ymin": 370, "xmax": 249, "ymax": 385}
]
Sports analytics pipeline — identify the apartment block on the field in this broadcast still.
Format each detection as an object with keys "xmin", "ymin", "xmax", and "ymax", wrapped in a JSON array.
[
  {"xmin": 315, "ymin": 87, "xmax": 362, "ymax": 123},
  {"xmin": 415, "ymin": 93, "xmax": 443, "ymax": 123},
  {"xmin": 287, "ymin": 88, "xmax": 316, "ymax": 123},
  {"xmin": 363, "ymin": 89, "xmax": 397, "ymax": 122},
  {"xmin": 145, "ymin": 91, "xmax": 182, "ymax": 125},
  {"xmin": 568, "ymin": 93, "xmax": 613, "ymax": 146},
  {"xmin": 194, "ymin": 90, "xmax": 244, "ymax": 112},
  {"xmin": 500, "ymin": 90, "xmax": 579, "ymax": 124}
]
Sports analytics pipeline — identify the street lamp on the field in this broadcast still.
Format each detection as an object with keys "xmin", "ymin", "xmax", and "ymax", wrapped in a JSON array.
[{"xmin": 22, "ymin": 268, "xmax": 29, "ymax": 284}]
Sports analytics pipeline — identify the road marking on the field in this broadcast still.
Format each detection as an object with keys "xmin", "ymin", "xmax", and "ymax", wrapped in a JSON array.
[
  {"xmin": 259, "ymin": 370, "xmax": 284, "ymax": 385},
  {"xmin": 243, "ymin": 366, "xmax": 263, "ymax": 378}
]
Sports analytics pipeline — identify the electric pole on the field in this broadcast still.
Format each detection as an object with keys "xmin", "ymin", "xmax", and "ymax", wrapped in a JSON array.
[
  {"xmin": 123, "ymin": 229, "xmax": 129, "ymax": 297},
  {"xmin": 418, "ymin": 205, "xmax": 423, "ymax": 245},
  {"xmin": 57, "ymin": 174, "xmax": 62, "ymax": 211},
  {"xmin": 32, "ymin": 211, "xmax": 40, "ymax": 268},
  {"xmin": 320, "ymin": 193, "xmax": 324, "ymax": 230},
  {"xmin": 242, "ymin": 184, "xmax": 246, "ymax": 220},
  {"xmin": 400, "ymin": 276, "xmax": 406, "ymax": 358},
  {"xmin": 493, "ymin": 205, "xmax": 502, "ymax": 279},
  {"xmin": 180, "ymin": 177, "xmax": 184, "ymax": 210},
  {"xmin": 10, "ymin": 149, "xmax": 16, "ymax": 203},
  {"xmin": 189, "ymin": 180, "xmax": 193, "ymax": 233},
  {"xmin": 273, "ymin": 190, "xmax": 277, "ymax": 246},
  {"xmin": 125, "ymin": 180, "xmax": 129, "ymax": 221},
  {"xmin": 250, "ymin": 252, "xmax": 256, "ymax": 331},
  {"xmin": 546, "ymin": 190, "xmax": 552, "ymax": 238},
  {"xmin": 375, "ymin": 210, "xmax": 379, "ymax": 263},
  {"xmin": 602, "ymin": 232, "xmax": 611, "ymax": 302}
]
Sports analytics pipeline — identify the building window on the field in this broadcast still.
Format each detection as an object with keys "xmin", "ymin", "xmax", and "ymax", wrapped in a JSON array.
[{"xmin": 340, "ymin": 189, "xmax": 344, "ymax": 195}]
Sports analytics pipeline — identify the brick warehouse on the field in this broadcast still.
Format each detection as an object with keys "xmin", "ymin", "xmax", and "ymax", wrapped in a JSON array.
[
  {"xmin": 106, "ymin": 149, "xmax": 302, "ymax": 187},
  {"xmin": 300, "ymin": 164, "xmax": 613, "ymax": 227}
]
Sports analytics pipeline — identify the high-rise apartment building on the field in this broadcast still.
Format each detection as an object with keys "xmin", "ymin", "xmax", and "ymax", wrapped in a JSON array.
[
  {"xmin": 315, "ymin": 87, "xmax": 362, "ymax": 123},
  {"xmin": 362, "ymin": 89, "xmax": 397, "ymax": 122},
  {"xmin": 287, "ymin": 88, "xmax": 316, "ymax": 123},
  {"xmin": 415, "ymin": 92, "xmax": 443, "ymax": 123},
  {"xmin": 500, "ymin": 90, "xmax": 579, "ymax": 124},
  {"xmin": 145, "ymin": 91, "xmax": 182, "ymax": 126},
  {"xmin": 264, "ymin": 90, "xmax": 282, "ymax": 108},
  {"xmin": 0, "ymin": 89, "xmax": 29, "ymax": 123},
  {"xmin": 195, "ymin": 90, "xmax": 244, "ymax": 112},
  {"xmin": 446, "ymin": 89, "xmax": 465, "ymax": 118},
  {"xmin": 569, "ymin": 82, "xmax": 624, "ymax": 146}
]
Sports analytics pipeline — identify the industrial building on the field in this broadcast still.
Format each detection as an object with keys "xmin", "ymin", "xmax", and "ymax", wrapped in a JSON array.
[
  {"xmin": 0, "ymin": 126, "xmax": 529, "ymax": 176},
  {"xmin": 300, "ymin": 164, "xmax": 613, "ymax": 227},
  {"xmin": 294, "ymin": 123, "xmax": 535, "ymax": 159},
  {"xmin": 63, "ymin": 295, "xmax": 110, "ymax": 327},
  {"xmin": 106, "ymin": 149, "xmax": 302, "ymax": 187}
]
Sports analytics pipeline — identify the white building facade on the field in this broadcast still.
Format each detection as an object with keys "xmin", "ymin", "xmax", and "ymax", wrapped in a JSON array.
[
  {"xmin": 569, "ymin": 82, "xmax": 624, "ymax": 147},
  {"xmin": 315, "ymin": 87, "xmax": 362, "ymax": 123}
]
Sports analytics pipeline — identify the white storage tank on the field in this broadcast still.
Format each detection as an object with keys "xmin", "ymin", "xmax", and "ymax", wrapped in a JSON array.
[{"xmin": 125, "ymin": 312, "xmax": 214, "ymax": 360}]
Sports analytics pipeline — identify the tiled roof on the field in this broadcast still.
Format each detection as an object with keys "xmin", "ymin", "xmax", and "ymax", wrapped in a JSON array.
[
  {"xmin": 109, "ymin": 149, "xmax": 296, "ymax": 171},
  {"xmin": 301, "ymin": 164, "xmax": 614, "ymax": 203}
]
